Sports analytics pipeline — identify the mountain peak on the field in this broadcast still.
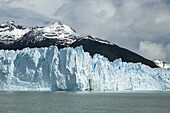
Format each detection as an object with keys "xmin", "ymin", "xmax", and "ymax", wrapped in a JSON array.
[
  {"xmin": 51, "ymin": 21, "xmax": 62, "ymax": 26},
  {"xmin": 7, "ymin": 20, "xmax": 15, "ymax": 25}
]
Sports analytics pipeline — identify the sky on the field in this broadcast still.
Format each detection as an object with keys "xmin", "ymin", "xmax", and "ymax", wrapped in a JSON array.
[{"xmin": 0, "ymin": 0, "xmax": 170, "ymax": 63}]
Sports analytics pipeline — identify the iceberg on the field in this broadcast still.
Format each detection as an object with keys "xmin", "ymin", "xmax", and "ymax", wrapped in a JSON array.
[{"xmin": 0, "ymin": 46, "xmax": 169, "ymax": 91}]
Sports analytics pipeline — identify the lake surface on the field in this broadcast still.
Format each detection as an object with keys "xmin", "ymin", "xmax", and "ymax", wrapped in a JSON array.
[{"xmin": 0, "ymin": 91, "xmax": 170, "ymax": 113}]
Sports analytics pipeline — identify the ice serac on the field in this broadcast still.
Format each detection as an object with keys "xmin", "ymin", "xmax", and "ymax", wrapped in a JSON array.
[{"xmin": 0, "ymin": 46, "xmax": 169, "ymax": 91}]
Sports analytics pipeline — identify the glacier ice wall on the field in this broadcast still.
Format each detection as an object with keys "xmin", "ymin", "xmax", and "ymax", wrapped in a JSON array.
[{"xmin": 0, "ymin": 46, "xmax": 169, "ymax": 91}]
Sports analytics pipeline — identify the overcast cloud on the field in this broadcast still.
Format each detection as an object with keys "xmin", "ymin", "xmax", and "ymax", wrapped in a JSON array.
[{"xmin": 0, "ymin": 0, "xmax": 170, "ymax": 63}]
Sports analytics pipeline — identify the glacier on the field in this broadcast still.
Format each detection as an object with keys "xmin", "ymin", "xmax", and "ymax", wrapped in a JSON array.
[{"xmin": 0, "ymin": 46, "xmax": 169, "ymax": 91}]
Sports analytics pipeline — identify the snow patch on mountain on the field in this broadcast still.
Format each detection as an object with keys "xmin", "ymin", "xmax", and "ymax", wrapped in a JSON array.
[
  {"xmin": 0, "ymin": 21, "xmax": 30, "ymax": 44},
  {"xmin": 154, "ymin": 59, "xmax": 170, "ymax": 69},
  {"xmin": 0, "ymin": 46, "xmax": 169, "ymax": 91},
  {"xmin": 37, "ymin": 21, "xmax": 77, "ymax": 42},
  {"xmin": 78, "ymin": 35, "xmax": 114, "ymax": 45}
]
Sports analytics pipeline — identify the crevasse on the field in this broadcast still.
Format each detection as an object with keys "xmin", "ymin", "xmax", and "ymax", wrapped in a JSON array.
[{"xmin": 0, "ymin": 46, "xmax": 169, "ymax": 91}]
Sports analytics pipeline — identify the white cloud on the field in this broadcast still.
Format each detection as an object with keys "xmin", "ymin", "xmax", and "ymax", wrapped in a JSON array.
[
  {"xmin": 54, "ymin": 0, "xmax": 116, "ymax": 38},
  {"xmin": 1, "ymin": 0, "xmax": 68, "ymax": 17},
  {"xmin": 1, "ymin": 0, "xmax": 170, "ymax": 40},
  {"xmin": 166, "ymin": 43, "xmax": 170, "ymax": 63},
  {"xmin": 52, "ymin": 0, "xmax": 170, "ymax": 50},
  {"xmin": 0, "ymin": 0, "xmax": 170, "ymax": 62},
  {"xmin": 138, "ymin": 41, "xmax": 167, "ymax": 61},
  {"xmin": 155, "ymin": 14, "xmax": 170, "ymax": 32},
  {"xmin": 0, "ymin": 7, "xmax": 54, "ymax": 26}
]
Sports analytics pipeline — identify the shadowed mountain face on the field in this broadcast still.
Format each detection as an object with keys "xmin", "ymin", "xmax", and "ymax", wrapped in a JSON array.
[
  {"xmin": 70, "ymin": 38, "xmax": 158, "ymax": 68},
  {"xmin": 0, "ymin": 21, "xmax": 158, "ymax": 68}
]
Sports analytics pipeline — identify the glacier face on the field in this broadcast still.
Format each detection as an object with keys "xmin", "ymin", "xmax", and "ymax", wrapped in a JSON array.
[{"xmin": 0, "ymin": 46, "xmax": 169, "ymax": 91}]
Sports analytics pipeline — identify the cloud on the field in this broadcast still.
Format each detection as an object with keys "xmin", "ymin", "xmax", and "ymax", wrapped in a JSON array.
[
  {"xmin": 0, "ymin": 0, "xmax": 170, "ymax": 62},
  {"xmin": 166, "ymin": 43, "xmax": 170, "ymax": 63},
  {"xmin": 138, "ymin": 41, "xmax": 168, "ymax": 62},
  {"xmin": 0, "ymin": 0, "xmax": 68, "ymax": 17},
  {"xmin": 0, "ymin": 7, "xmax": 54, "ymax": 26},
  {"xmin": 53, "ymin": 0, "xmax": 170, "ymax": 50},
  {"xmin": 54, "ymin": 0, "xmax": 116, "ymax": 38}
]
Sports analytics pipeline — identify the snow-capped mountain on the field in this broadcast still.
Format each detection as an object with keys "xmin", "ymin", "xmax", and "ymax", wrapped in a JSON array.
[
  {"xmin": 0, "ymin": 21, "xmax": 77, "ymax": 45},
  {"xmin": 154, "ymin": 60, "xmax": 170, "ymax": 69},
  {"xmin": 0, "ymin": 21, "xmax": 30, "ymax": 44},
  {"xmin": 0, "ymin": 21, "xmax": 111, "ymax": 47},
  {"xmin": 0, "ymin": 21, "xmax": 157, "ymax": 68}
]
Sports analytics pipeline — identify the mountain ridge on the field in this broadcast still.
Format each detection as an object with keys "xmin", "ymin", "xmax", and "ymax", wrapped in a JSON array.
[{"xmin": 0, "ymin": 21, "xmax": 158, "ymax": 68}]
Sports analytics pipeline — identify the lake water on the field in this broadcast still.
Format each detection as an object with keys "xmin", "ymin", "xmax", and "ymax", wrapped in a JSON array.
[{"xmin": 0, "ymin": 91, "xmax": 170, "ymax": 113}]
